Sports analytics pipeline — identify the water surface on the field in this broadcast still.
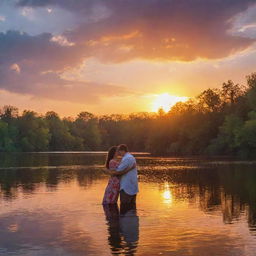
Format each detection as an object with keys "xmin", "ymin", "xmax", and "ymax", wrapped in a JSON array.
[{"xmin": 0, "ymin": 153, "xmax": 256, "ymax": 256}]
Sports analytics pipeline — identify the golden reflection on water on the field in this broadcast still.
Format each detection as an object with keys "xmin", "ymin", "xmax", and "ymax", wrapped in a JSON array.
[
  {"xmin": 163, "ymin": 190, "xmax": 172, "ymax": 201},
  {"xmin": 0, "ymin": 179, "xmax": 255, "ymax": 256},
  {"xmin": 162, "ymin": 183, "xmax": 173, "ymax": 204},
  {"xmin": 1, "ymin": 156, "xmax": 256, "ymax": 256}
]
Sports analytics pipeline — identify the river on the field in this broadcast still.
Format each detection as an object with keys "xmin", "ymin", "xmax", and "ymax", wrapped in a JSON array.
[{"xmin": 0, "ymin": 152, "xmax": 256, "ymax": 256}]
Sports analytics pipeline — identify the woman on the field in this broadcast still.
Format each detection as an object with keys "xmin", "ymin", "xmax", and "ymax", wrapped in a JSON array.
[{"xmin": 102, "ymin": 146, "xmax": 135, "ymax": 204}]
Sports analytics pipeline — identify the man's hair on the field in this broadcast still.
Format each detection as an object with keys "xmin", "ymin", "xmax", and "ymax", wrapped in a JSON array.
[{"xmin": 118, "ymin": 144, "xmax": 129, "ymax": 152}]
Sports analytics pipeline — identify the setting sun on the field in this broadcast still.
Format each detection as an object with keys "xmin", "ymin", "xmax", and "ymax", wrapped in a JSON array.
[{"xmin": 152, "ymin": 93, "xmax": 188, "ymax": 112}]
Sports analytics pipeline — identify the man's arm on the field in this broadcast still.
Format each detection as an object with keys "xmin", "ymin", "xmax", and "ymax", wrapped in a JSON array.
[
  {"xmin": 104, "ymin": 162, "xmax": 136, "ymax": 176},
  {"xmin": 116, "ymin": 157, "xmax": 131, "ymax": 172},
  {"xmin": 103, "ymin": 157, "xmax": 135, "ymax": 176}
]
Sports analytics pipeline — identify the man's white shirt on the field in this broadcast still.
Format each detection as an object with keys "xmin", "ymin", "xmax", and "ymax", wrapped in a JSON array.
[{"xmin": 116, "ymin": 152, "xmax": 139, "ymax": 195}]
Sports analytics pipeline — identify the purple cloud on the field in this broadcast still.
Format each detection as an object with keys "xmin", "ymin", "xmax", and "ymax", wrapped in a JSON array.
[
  {"xmin": 0, "ymin": 0, "xmax": 255, "ymax": 103},
  {"xmin": 0, "ymin": 31, "xmax": 131, "ymax": 103},
  {"xmin": 13, "ymin": 0, "xmax": 256, "ymax": 63}
]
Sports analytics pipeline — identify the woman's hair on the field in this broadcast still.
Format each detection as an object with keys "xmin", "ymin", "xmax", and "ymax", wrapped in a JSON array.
[{"xmin": 105, "ymin": 146, "xmax": 118, "ymax": 169}]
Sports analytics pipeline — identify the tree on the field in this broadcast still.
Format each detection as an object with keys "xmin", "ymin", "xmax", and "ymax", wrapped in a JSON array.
[
  {"xmin": 198, "ymin": 89, "xmax": 221, "ymax": 112},
  {"xmin": 235, "ymin": 111, "xmax": 256, "ymax": 158},
  {"xmin": 208, "ymin": 114, "xmax": 243, "ymax": 155},
  {"xmin": 247, "ymin": 73, "xmax": 256, "ymax": 110},
  {"xmin": 221, "ymin": 80, "xmax": 245, "ymax": 106},
  {"xmin": 0, "ymin": 121, "xmax": 16, "ymax": 152},
  {"xmin": 0, "ymin": 105, "xmax": 19, "ymax": 123},
  {"xmin": 19, "ymin": 111, "xmax": 50, "ymax": 151},
  {"xmin": 73, "ymin": 112, "xmax": 101, "ymax": 150},
  {"xmin": 45, "ymin": 111, "xmax": 82, "ymax": 150}
]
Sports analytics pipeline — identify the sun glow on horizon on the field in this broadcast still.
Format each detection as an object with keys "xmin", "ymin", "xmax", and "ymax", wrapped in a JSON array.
[{"xmin": 152, "ymin": 93, "xmax": 188, "ymax": 112}]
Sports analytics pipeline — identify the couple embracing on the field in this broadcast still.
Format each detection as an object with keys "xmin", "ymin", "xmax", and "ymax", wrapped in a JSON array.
[{"xmin": 102, "ymin": 144, "xmax": 139, "ymax": 206}]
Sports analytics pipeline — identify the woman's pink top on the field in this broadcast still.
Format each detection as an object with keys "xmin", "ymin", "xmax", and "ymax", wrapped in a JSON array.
[{"xmin": 109, "ymin": 159, "xmax": 119, "ymax": 170}]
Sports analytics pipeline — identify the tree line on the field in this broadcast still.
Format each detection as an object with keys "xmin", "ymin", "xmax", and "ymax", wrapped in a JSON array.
[{"xmin": 1, "ymin": 72, "xmax": 256, "ymax": 158}]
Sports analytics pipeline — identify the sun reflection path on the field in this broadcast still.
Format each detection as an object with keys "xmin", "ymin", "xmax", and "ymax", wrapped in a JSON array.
[{"xmin": 162, "ymin": 184, "xmax": 173, "ymax": 204}]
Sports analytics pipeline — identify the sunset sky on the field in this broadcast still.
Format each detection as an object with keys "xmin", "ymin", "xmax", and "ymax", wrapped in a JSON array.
[{"xmin": 0, "ymin": 0, "xmax": 256, "ymax": 116}]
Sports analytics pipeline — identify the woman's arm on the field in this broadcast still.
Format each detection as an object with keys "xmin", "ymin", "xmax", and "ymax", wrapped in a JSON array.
[{"xmin": 104, "ymin": 163, "xmax": 136, "ymax": 176}]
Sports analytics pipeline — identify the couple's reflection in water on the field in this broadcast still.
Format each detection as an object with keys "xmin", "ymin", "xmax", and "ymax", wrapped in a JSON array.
[{"xmin": 103, "ymin": 203, "xmax": 139, "ymax": 255}]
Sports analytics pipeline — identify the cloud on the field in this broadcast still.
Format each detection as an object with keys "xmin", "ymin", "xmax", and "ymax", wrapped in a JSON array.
[
  {"xmin": 0, "ymin": 63, "xmax": 132, "ymax": 104},
  {"xmin": 231, "ymin": 4, "xmax": 256, "ymax": 39},
  {"xmin": 0, "ymin": 31, "xmax": 132, "ymax": 103},
  {"xmin": 10, "ymin": 63, "xmax": 21, "ymax": 73},
  {"xmin": 17, "ymin": 0, "xmax": 256, "ymax": 61},
  {"xmin": 0, "ymin": 30, "xmax": 84, "ymax": 70},
  {"xmin": 50, "ymin": 35, "xmax": 75, "ymax": 47},
  {"xmin": 0, "ymin": 0, "xmax": 256, "ymax": 104}
]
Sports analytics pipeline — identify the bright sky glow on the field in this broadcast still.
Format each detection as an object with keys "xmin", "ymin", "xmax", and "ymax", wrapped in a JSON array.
[{"xmin": 152, "ymin": 93, "xmax": 188, "ymax": 112}]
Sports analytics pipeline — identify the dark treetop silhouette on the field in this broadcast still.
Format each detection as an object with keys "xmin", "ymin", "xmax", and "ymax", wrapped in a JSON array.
[{"xmin": 1, "ymin": 72, "xmax": 256, "ymax": 159}]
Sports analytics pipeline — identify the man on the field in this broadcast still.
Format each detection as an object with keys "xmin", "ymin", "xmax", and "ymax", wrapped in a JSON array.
[{"xmin": 116, "ymin": 144, "xmax": 139, "ymax": 205}]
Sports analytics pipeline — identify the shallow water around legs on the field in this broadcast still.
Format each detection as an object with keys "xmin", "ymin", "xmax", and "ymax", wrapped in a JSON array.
[{"xmin": 0, "ymin": 153, "xmax": 256, "ymax": 256}]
